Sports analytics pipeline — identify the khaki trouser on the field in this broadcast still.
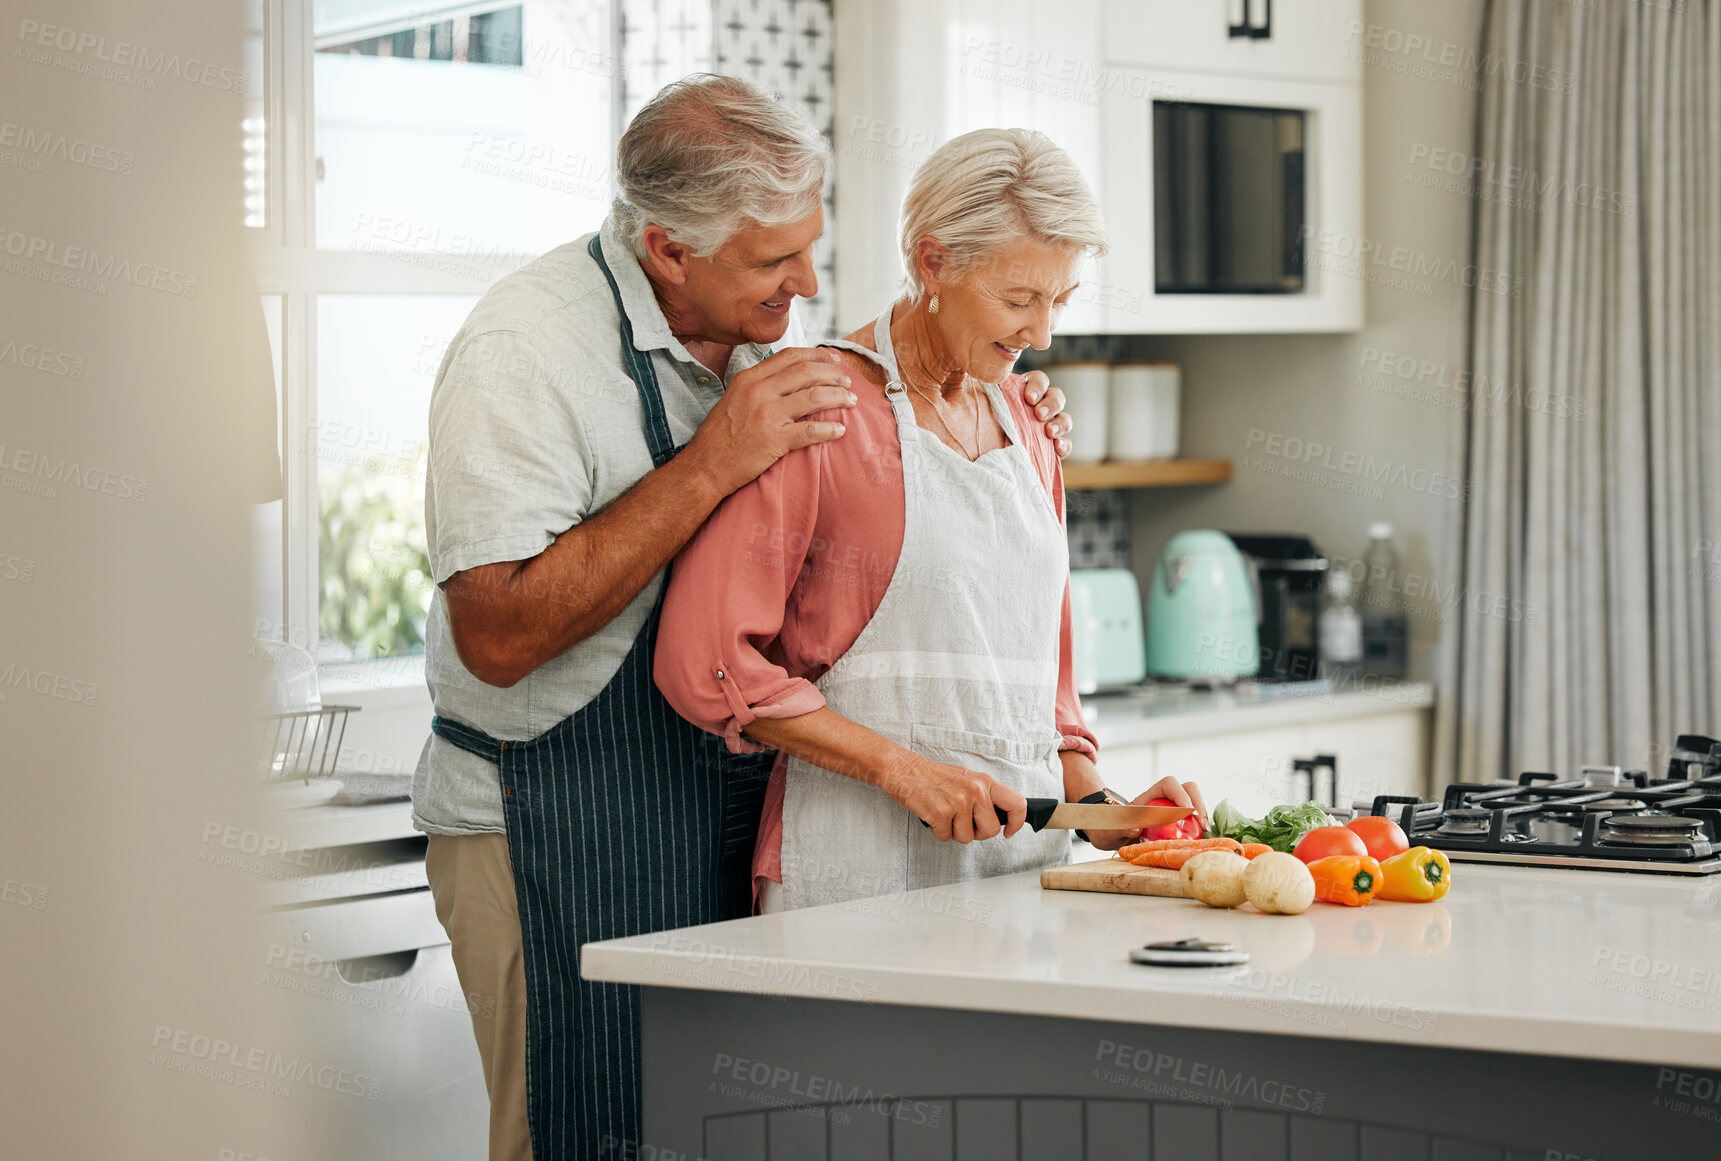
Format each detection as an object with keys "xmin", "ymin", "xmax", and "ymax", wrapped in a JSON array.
[{"xmin": 426, "ymin": 832, "xmax": 533, "ymax": 1161}]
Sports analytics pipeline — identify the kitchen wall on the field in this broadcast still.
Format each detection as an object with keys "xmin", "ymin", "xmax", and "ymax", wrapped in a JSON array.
[{"xmin": 1108, "ymin": 0, "xmax": 1487, "ymax": 685}]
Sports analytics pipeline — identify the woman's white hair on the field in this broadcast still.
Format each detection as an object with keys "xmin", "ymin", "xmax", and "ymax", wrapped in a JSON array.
[
  {"xmin": 612, "ymin": 74, "xmax": 831, "ymax": 258},
  {"xmin": 899, "ymin": 128, "xmax": 1107, "ymax": 297}
]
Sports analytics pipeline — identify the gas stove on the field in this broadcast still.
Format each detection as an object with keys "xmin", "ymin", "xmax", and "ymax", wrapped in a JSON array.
[{"xmin": 1357, "ymin": 734, "xmax": 1721, "ymax": 875}]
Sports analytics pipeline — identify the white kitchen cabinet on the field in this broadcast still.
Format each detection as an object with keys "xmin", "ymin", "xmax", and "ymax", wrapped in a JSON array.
[
  {"xmin": 1089, "ymin": 689, "xmax": 1430, "ymax": 819},
  {"xmin": 1103, "ymin": 0, "xmax": 1364, "ymax": 84},
  {"xmin": 1305, "ymin": 706, "xmax": 1431, "ymax": 811},
  {"xmin": 1154, "ymin": 723, "xmax": 1313, "ymax": 818}
]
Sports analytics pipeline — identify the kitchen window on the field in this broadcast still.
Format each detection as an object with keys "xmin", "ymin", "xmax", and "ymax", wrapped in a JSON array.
[{"xmin": 248, "ymin": 0, "xmax": 627, "ymax": 689}]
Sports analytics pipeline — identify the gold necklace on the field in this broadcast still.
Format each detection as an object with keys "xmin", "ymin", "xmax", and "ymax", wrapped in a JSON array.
[
  {"xmin": 902, "ymin": 362, "xmax": 983, "ymax": 460},
  {"xmin": 906, "ymin": 380, "xmax": 982, "ymax": 459}
]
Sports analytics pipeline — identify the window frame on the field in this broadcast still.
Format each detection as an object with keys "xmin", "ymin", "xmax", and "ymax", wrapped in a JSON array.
[{"xmin": 248, "ymin": 0, "xmax": 582, "ymax": 690}]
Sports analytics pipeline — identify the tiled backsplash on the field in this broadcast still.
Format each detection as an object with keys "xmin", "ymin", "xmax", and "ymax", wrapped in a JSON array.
[
  {"xmin": 623, "ymin": 0, "xmax": 839, "ymax": 338},
  {"xmin": 1067, "ymin": 488, "xmax": 1130, "ymax": 571}
]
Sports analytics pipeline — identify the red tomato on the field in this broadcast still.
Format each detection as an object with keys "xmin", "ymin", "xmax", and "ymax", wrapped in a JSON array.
[
  {"xmin": 1345, "ymin": 815, "xmax": 1410, "ymax": 862},
  {"xmin": 1292, "ymin": 825, "xmax": 1368, "ymax": 864},
  {"xmin": 1141, "ymin": 797, "xmax": 1202, "ymax": 841}
]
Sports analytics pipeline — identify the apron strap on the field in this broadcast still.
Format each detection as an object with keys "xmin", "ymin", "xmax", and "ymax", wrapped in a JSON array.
[
  {"xmin": 430, "ymin": 714, "xmax": 506, "ymax": 763},
  {"xmin": 586, "ymin": 234, "xmax": 678, "ymax": 469}
]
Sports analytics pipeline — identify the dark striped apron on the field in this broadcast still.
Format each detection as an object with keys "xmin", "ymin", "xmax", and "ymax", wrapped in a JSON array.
[{"xmin": 431, "ymin": 234, "xmax": 772, "ymax": 1160}]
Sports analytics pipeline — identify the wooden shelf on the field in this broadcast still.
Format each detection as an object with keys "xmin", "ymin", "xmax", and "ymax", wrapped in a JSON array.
[{"xmin": 1063, "ymin": 459, "xmax": 1233, "ymax": 491}]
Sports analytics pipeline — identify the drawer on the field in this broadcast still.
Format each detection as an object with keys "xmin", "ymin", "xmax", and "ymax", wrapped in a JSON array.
[
  {"xmin": 253, "ymin": 941, "xmax": 489, "ymax": 1161},
  {"xmin": 270, "ymin": 886, "xmax": 448, "ymax": 963}
]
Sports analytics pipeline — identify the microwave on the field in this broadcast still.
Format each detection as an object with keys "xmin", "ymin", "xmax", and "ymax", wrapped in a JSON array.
[
  {"xmin": 1153, "ymin": 101, "xmax": 1306, "ymax": 295},
  {"xmin": 1095, "ymin": 63, "xmax": 1361, "ymax": 333}
]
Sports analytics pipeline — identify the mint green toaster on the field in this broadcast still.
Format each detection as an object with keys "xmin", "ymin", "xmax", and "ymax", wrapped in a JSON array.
[
  {"xmin": 1069, "ymin": 569, "xmax": 1148, "ymax": 692},
  {"xmin": 1146, "ymin": 530, "xmax": 1259, "ymax": 682}
]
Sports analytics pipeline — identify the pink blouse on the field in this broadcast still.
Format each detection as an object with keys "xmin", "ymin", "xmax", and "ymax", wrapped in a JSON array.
[{"xmin": 654, "ymin": 351, "xmax": 1097, "ymax": 898}]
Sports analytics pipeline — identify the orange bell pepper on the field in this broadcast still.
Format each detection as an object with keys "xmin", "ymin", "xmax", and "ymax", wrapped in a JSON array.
[
  {"xmin": 1307, "ymin": 855, "xmax": 1381, "ymax": 906},
  {"xmin": 1376, "ymin": 846, "xmax": 1452, "ymax": 902}
]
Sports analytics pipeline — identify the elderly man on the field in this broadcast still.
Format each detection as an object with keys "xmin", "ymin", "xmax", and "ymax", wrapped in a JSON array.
[{"xmin": 414, "ymin": 75, "xmax": 1073, "ymax": 1161}]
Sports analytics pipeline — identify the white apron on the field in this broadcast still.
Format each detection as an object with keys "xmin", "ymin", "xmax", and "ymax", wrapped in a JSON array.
[{"xmin": 777, "ymin": 310, "xmax": 1073, "ymax": 911}]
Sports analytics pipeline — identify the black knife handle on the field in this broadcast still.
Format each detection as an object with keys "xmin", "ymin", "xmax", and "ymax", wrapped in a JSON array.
[
  {"xmin": 920, "ymin": 798, "xmax": 1061, "ymax": 831},
  {"xmin": 1020, "ymin": 799, "xmax": 1059, "ymax": 830}
]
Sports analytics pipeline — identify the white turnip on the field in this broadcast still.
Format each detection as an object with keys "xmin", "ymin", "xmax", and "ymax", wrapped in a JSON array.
[{"xmin": 1243, "ymin": 851, "xmax": 1316, "ymax": 915}]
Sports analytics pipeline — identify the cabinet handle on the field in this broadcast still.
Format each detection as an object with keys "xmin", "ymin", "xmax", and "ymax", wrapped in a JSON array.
[
  {"xmin": 1228, "ymin": 0, "xmax": 1251, "ymax": 38},
  {"xmin": 1228, "ymin": 0, "xmax": 1273, "ymax": 40}
]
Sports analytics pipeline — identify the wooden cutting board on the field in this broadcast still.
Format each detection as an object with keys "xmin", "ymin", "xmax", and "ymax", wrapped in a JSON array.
[{"xmin": 1040, "ymin": 857, "xmax": 1189, "ymax": 898}]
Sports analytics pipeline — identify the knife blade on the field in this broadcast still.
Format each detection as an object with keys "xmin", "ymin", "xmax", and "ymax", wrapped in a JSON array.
[
  {"xmin": 921, "ymin": 800, "xmax": 1196, "ymax": 833},
  {"xmin": 1022, "ymin": 799, "xmax": 1195, "ymax": 832}
]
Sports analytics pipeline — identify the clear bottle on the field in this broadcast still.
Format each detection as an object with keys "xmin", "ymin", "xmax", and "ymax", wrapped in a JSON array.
[
  {"xmin": 1319, "ymin": 565, "xmax": 1363, "ymax": 687},
  {"xmin": 1359, "ymin": 522, "xmax": 1409, "ymax": 679}
]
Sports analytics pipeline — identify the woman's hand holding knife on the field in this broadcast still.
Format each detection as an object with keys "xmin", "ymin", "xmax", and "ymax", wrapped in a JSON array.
[{"xmin": 878, "ymin": 757, "xmax": 1030, "ymax": 844}]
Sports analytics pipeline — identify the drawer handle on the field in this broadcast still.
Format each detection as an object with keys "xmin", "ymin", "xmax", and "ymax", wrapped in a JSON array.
[{"xmin": 336, "ymin": 949, "xmax": 419, "ymax": 986}]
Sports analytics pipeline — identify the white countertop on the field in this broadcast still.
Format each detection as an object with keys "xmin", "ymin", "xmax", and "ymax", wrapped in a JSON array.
[
  {"xmin": 1082, "ymin": 680, "xmax": 1434, "ymax": 748},
  {"xmin": 584, "ymin": 861, "xmax": 1721, "ymax": 1068}
]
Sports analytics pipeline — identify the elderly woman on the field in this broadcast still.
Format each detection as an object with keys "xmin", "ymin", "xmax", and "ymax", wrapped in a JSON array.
[{"xmin": 656, "ymin": 128, "xmax": 1207, "ymax": 911}]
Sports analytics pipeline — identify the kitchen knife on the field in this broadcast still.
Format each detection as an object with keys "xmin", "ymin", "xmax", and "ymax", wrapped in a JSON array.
[{"xmin": 922, "ymin": 801, "xmax": 1195, "ymax": 832}]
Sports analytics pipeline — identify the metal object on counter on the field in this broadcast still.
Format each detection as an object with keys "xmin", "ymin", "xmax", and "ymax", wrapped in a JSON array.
[
  {"xmin": 259, "ymin": 704, "xmax": 358, "ymax": 781},
  {"xmin": 254, "ymin": 638, "xmax": 359, "ymax": 781}
]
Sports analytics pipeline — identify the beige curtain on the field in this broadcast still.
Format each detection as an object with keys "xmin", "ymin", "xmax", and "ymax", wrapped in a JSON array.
[{"xmin": 1436, "ymin": 0, "xmax": 1721, "ymax": 783}]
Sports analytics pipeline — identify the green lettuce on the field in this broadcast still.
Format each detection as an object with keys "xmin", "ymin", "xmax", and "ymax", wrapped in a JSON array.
[{"xmin": 1209, "ymin": 799, "xmax": 1336, "ymax": 853}]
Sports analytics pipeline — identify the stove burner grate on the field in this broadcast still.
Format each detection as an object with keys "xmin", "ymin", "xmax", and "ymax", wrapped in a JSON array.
[
  {"xmin": 1597, "ymin": 814, "xmax": 1706, "ymax": 847},
  {"xmin": 1438, "ymin": 808, "xmax": 1493, "ymax": 836}
]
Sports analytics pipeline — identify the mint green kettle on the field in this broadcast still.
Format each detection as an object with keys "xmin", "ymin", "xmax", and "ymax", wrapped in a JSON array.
[{"xmin": 1145, "ymin": 530, "xmax": 1259, "ymax": 681}]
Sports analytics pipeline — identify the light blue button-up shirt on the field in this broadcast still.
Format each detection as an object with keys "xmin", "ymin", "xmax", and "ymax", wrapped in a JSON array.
[{"xmin": 412, "ymin": 218, "xmax": 802, "ymax": 835}]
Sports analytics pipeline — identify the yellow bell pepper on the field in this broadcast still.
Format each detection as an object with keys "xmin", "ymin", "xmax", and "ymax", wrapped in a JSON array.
[{"xmin": 1376, "ymin": 846, "xmax": 1451, "ymax": 902}]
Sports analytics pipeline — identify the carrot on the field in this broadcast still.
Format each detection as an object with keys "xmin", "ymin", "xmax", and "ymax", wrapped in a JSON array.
[
  {"xmin": 1241, "ymin": 843, "xmax": 1273, "ymax": 860},
  {"xmin": 1117, "ymin": 836, "xmax": 1240, "ymax": 862},
  {"xmin": 1129, "ymin": 847, "xmax": 1217, "ymax": 870}
]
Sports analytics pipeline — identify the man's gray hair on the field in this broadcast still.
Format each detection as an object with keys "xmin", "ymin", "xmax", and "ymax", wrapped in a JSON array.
[
  {"xmin": 612, "ymin": 74, "xmax": 831, "ymax": 258},
  {"xmin": 899, "ymin": 128, "xmax": 1107, "ymax": 298}
]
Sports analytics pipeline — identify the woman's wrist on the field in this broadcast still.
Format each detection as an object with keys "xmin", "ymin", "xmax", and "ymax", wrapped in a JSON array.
[
  {"xmin": 872, "ymin": 744, "xmax": 925, "ymax": 801},
  {"xmin": 1059, "ymin": 749, "xmax": 1104, "ymax": 801}
]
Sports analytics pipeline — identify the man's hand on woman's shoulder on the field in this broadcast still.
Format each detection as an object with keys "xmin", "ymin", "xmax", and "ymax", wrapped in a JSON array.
[{"xmin": 685, "ymin": 348, "xmax": 858, "ymax": 497}]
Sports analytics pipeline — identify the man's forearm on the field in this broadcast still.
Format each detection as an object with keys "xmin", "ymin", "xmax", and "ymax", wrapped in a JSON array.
[{"xmin": 445, "ymin": 450, "xmax": 729, "ymax": 686}]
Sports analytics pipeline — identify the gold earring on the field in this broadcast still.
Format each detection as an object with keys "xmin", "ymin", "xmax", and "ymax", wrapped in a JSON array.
[{"xmin": 928, "ymin": 293, "xmax": 940, "ymax": 315}]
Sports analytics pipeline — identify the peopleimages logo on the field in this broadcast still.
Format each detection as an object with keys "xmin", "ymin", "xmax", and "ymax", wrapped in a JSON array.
[
  {"xmin": 1244, "ymin": 428, "xmax": 1472, "ymax": 503},
  {"xmin": 149, "ymin": 1026, "xmax": 382, "ymax": 1100},
  {"xmin": 0, "ymin": 442, "xmax": 149, "ymax": 501},
  {"xmin": 0, "ymin": 227, "xmax": 199, "ymax": 298},
  {"xmin": 16, "ymin": 19, "xmax": 248, "ymax": 92},
  {"xmin": 0, "ymin": 120, "xmax": 135, "ymax": 174}
]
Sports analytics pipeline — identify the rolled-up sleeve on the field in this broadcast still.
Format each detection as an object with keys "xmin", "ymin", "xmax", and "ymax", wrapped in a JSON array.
[
  {"xmin": 425, "ymin": 329, "xmax": 597, "ymax": 584},
  {"xmin": 655, "ymin": 441, "xmax": 830, "ymax": 753}
]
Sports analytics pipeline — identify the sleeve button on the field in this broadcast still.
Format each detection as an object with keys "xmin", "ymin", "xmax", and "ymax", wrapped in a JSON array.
[{"xmin": 715, "ymin": 669, "xmax": 725, "ymax": 680}]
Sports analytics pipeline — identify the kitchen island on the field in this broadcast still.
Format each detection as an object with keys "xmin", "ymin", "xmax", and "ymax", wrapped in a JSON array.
[{"xmin": 584, "ymin": 861, "xmax": 1721, "ymax": 1160}]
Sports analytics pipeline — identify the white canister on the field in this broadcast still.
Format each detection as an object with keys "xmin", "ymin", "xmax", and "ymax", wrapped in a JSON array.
[
  {"xmin": 1107, "ymin": 362, "xmax": 1172, "ymax": 460},
  {"xmin": 1149, "ymin": 364, "xmax": 1181, "ymax": 458},
  {"xmin": 1048, "ymin": 362, "xmax": 1111, "ymax": 463},
  {"xmin": 1108, "ymin": 362, "xmax": 1181, "ymax": 460}
]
